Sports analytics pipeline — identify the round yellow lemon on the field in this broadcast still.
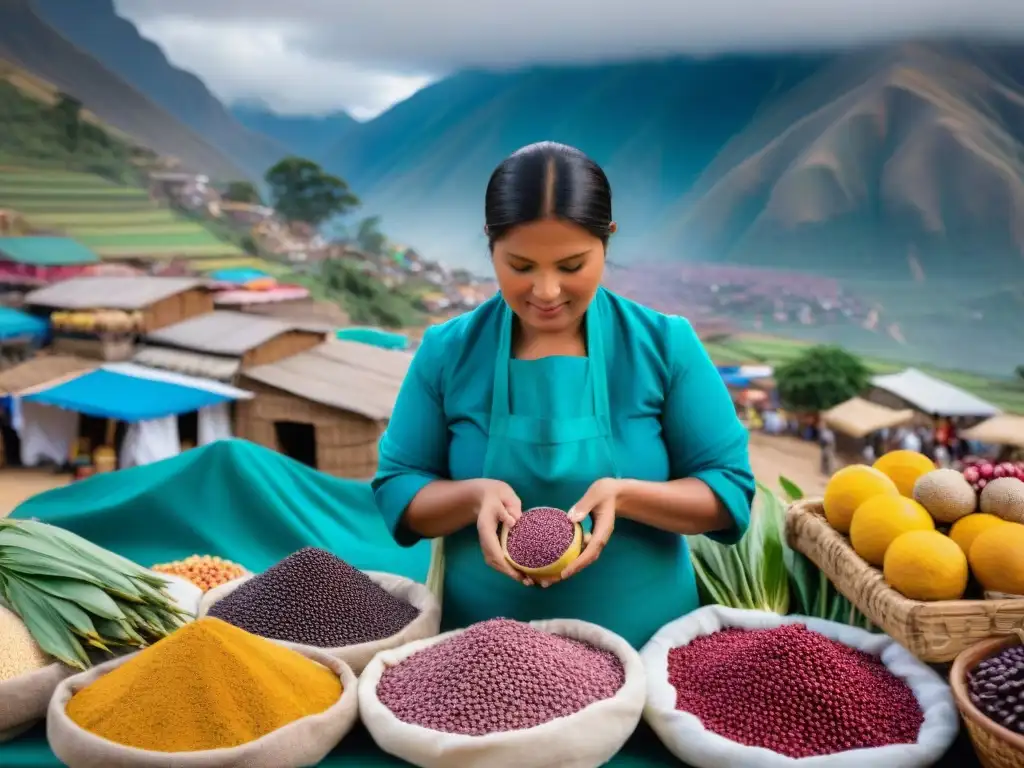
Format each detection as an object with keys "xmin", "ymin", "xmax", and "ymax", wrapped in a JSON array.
[
  {"xmin": 850, "ymin": 495, "xmax": 935, "ymax": 567},
  {"xmin": 873, "ymin": 450, "xmax": 936, "ymax": 497},
  {"xmin": 949, "ymin": 513, "xmax": 1007, "ymax": 557},
  {"xmin": 883, "ymin": 530, "xmax": 968, "ymax": 601},
  {"xmin": 969, "ymin": 522, "xmax": 1024, "ymax": 595},
  {"xmin": 823, "ymin": 464, "xmax": 900, "ymax": 534}
]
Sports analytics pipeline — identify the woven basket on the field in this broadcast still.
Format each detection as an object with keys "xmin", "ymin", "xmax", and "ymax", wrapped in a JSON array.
[
  {"xmin": 950, "ymin": 631, "xmax": 1024, "ymax": 768},
  {"xmin": 786, "ymin": 499, "xmax": 1024, "ymax": 663}
]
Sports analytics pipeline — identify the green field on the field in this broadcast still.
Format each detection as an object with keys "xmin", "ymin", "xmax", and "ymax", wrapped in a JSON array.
[
  {"xmin": 0, "ymin": 166, "xmax": 242, "ymax": 260},
  {"xmin": 706, "ymin": 334, "xmax": 1024, "ymax": 414}
]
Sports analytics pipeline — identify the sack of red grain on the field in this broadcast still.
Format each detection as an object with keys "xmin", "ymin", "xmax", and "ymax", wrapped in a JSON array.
[
  {"xmin": 641, "ymin": 605, "xmax": 960, "ymax": 768},
  {"xmin": 359, "ymin": 618, "xmax": 646, "ymax": 768},
  {"xmin": 198, "ymin": 551, "xmax": 441, "ymax": 674}
]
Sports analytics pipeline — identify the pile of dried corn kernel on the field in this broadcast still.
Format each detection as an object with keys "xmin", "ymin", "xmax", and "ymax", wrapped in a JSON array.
[{"xmin": 152, "ymin": 555, "xmax": 246, "ymax": 592}]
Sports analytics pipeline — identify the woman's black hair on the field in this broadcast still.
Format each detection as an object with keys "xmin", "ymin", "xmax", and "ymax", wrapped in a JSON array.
[{"xmin": 484, "ymin": 141, "xmax": 613, "ymax": 249}]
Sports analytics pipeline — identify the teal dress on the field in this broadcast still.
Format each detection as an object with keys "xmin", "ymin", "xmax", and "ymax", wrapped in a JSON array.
[{"xmin": 372, "ymin": 288, "xmax": 754, "ymax": 648}]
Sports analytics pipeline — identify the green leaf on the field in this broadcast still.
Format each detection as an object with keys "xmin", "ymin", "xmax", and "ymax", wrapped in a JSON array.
[
  {"xmin": 7, "ymin": 521, "xmax": 150, "ymax": 578},
  {"xmin": 26, "ymin": 577, "xmax": 125, "ymax": 620},
  {"xmin": 755, "ymin": 488, "xmax": 790, "ymax": 614},
  {"xmin": 778, "ymin": 475, "xmax": 804, "ymax": 502},
  {"xmin": 0, "ymin": 549, "xmax": 105, "ymax": 584},
  {"xmin": 690, "ymin": 550, "xmax": 740, "ymax": 609},
  {"xmin": 4, "ymin": 576, "xmax": 89, "ymax": 669}
]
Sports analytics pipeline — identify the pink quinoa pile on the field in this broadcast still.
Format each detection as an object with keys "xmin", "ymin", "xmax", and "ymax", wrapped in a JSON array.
[
  {"xmin": 668, "ymin": 624, "xmax": 924, "ymax": 758},
  {"xmin": 506, "ymin": 507, "xmax": 575, "ymax": 568},
  {"xmin": 377, "ymin": 618, "xmax": 625, "ymax": 735}
]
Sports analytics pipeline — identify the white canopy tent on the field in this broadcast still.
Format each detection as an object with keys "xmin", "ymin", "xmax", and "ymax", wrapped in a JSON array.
[{"xmin": 869, "ymin": 368, "xmax": 1000, "ymax": 418}]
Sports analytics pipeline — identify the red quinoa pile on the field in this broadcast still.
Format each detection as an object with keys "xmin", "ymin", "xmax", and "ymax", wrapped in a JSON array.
[
  {"xmin": 668, "ymin": 624, "xmax": 924, "ymax": 758},
  {"xmin": 377, "ymin": 618, "xmax": 624, "ymax": 735},
  {"xmin": 506, "ymin": 507, "xmax": 575, "ymax": 568}
]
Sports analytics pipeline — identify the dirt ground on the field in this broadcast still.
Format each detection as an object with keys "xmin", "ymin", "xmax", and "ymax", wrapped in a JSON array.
[
  {"xmin": 0, "ymin": 433, "xmax": 826, "ymax": 519},
  {"xmin": 0, "ymin": 469, "xmax": 69, "ymax": 518}
]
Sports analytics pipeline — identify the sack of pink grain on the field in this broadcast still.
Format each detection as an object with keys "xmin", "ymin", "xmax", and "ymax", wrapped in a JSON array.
[
  {"xmin": 358, "ymin": 618, "xmax": 646, "ymax": 768},
  {"xmin": 641, "ymin": 605, "xmax": 960, "ymax": 768}
]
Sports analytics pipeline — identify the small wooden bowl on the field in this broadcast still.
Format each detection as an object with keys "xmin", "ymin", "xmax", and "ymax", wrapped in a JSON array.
[
  {"xmin": 500, "ymin": 510, "xmax": 583, "ymax": 579},
  {"xmin": 950, "ymin": 630, "xmax": 1024, "ymax": 768}
]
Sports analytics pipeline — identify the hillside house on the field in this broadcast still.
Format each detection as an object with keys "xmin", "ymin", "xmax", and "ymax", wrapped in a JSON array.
[
  {"xmin": 0, "ymin": 237, "xmax": 100, "ymax": 291},
  {"xmin": 23, "ymin": 276, "xmax": 213, "ymax": 360},
  {"xmin": 235, "ymin": 340, "xmax": 411, "ymax": 478},
  {"xmin": 135, "ymin": 310, "xmax": 329, "ymax": 382}
]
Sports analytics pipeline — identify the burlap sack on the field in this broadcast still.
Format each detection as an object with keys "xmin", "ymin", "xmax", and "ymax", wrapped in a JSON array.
[
  {"xmin": 46, "ymin": 642, "xmax": 358, "ymax": 768},
  {"xmin": 199, "ymin": 570, "xmax": 441, "ymax": 674},
  {"xmin": 0, "ymin": 663, "xmax": 74, "ymax": 743},
  {"xmin": 640, "ymin": 605, "xmax": 959, "ymax": 768},
  {"xmin": 359, "ymin": 619, "xmax": 646, "ymax": 768}
]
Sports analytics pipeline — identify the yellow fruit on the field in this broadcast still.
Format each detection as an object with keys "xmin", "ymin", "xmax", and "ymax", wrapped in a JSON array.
[
  {"xmin": 823, "ymin": 465, "xmax": 901, "ymax": 534},
  {"xmin": 949, "ymin": 514, "xmax": 1007, "ymax": 557},
  {"xmin": 969, "ymin": 523, "xmax": 1024, "ymax": 595},
  {"xmin": 873, "ymin": 450, "xmax": 936, "ymax": 497},
  {"xmin": 883, "ymin": 530, "xmax": 968, "ymax": 601},
  {"xmin": 850, "ymin": 495, "xmax": 935, "ymax": 567}
]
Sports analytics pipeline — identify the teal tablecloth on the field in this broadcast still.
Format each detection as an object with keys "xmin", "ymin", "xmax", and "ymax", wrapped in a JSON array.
[{"xmin": 0, "ymin": 439, "xmax": 982, "ymax": 767}]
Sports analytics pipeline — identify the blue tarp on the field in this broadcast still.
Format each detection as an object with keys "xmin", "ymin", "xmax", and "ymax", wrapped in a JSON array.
[
  {"xmin": 209, "ymin": 267, "xmax": 269, "ymax": 284},
  {"xmin": 721, "ymin": 373, "xmax": 753, "ymax": 388},
  {"xmin": 0, "ymin": 307, "xmax": 47, "ymax": 342},
  {"xmin": 336, "ymin": 326, "xmax": 409, "ymax": 350},
  {"xmin": 23, "ymin": 369, "xmax": 235, "ymax": 422}
]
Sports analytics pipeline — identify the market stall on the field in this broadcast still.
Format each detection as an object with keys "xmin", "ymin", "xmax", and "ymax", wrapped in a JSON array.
[
  {"xmin": 10, "ymin": 362, "xmax": 252, "ymax": 469},
  {"xmin": 0, "ymin": 440, "xmax": 1005, "ymax": 767}
]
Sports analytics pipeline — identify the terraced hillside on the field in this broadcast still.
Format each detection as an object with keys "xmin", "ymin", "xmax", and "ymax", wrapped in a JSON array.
[{"xmin": 0, "ymin": 166, "xmax": 243, "ymax": 260}]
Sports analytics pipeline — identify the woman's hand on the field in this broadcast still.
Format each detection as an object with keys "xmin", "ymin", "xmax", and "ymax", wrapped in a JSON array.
[
  {"xmin": 471, "ymin": 479, "xmax": 532, "ymax": 585},
  {"xmin": 555, "ymin": 478, "xmax": 621, "ymax": 583}
]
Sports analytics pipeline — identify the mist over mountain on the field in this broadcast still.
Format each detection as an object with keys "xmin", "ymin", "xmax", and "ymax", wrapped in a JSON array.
[
  {"xmin": 30, "ymin": 0, "xmax": 287, "ymax": 179},
  {"xmin": 231, "ymin": 103, "xmax": 358, "ymax": 162}
]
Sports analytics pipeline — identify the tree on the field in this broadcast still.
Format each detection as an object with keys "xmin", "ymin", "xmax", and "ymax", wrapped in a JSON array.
[
  {"xmin": 1016, "ymin": 364, "xmax": 1024, "ymax": 383},
  {"xmin": 264, "ymin": 157, "xmax": 359, "ymax": 226},
  {"xmin": 356, "ymin": 215, "xmax": 387, "ymax": 255},
  {"xmin": 774, "ymin": 345, "xmax": 871, "ymax": 412},
  {"xmin": 223, "ymin": 181, "xmax": 262, "ymax": 204}
]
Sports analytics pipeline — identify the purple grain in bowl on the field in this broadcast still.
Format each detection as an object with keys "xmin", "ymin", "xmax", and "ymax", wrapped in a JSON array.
[{"xmin": 505, "ymin": 507, "xmax": 575, "ymax": 568}]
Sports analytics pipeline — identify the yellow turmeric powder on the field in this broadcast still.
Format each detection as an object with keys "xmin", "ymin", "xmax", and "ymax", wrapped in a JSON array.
[{"xmin": 65, "ymin": 617, "xmax": 341, "ymax": 752}]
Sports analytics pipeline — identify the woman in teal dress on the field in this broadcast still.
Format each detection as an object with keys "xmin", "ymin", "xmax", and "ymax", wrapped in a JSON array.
[{"xmin": 372, "ymin": 142, "xmax": 754, "ymax": 649}]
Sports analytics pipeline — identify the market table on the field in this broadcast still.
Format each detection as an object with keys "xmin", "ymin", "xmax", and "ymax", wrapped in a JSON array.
[
  {"xmin": 0, "ymin": 441, "xmax": 988, "ymax": 767},
  {"xmin": 0, "ymin": 721, "xmax": 984, "ymax": 767}
]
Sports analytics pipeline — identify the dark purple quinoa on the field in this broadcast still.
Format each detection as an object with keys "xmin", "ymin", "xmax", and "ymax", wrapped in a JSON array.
[{"xmin": 208, "ymin": 547, "xmax": 420, "ymax": 647}]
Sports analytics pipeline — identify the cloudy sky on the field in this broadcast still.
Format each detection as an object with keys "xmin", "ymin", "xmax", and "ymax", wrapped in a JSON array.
[{"xmin": 113, "ymin": 0, "xmax": 1024, "ymax": 120}]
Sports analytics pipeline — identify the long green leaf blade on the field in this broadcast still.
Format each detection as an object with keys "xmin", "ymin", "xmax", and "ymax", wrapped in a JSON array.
[{"xmin": 4, "ymin": 576, "xmax": 88, "ymax": 669}]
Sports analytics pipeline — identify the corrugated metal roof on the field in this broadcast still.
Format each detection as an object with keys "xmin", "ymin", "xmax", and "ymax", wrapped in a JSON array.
[
  {"xmin": 0, "ymin": 354, "xmax": 96, "ymax": 395},
  {"xmin": 0, "ymin": 237, "xmax": 100, "ymax": 266},
  {"xmin": 241, "ymin": 340, "xmax": 412, "ymax": 420},
  {"xmin": 870, "ymin": 368, "xmax": 1000, "ymax": 418},
  {"xmin": 144, "ymin": 310, "xmax": 307, "ymax": 356},
  {"xmin": 133, "ymin": 345, "xmax": 241, "ymax": 382},
  {"xmin": 24, "ymin": 277, "xmax": 204, "ymax": 310}
]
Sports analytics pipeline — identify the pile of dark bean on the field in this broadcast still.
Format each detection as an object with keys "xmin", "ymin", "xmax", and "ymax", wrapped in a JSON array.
[
  {"xmin": 968, "ymin": 644, "xmax": 1024, "ymax": 734},
  {"xmin": 668, "ymin": 624, "xmax": 924, "ymax": 758},
  {"xmin": 207, "ymin": 547, "xmax": 420, "ymax": 647},
  {"xmin": 376, "ymin": 618, "xmax": 625, "ymax": 735},
  {"xmin": 506, "ymin": 507, "xmax": 575, "ymax": 568}
]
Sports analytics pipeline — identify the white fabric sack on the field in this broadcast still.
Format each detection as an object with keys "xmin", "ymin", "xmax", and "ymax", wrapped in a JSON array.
[
  {"xmin": 46, "ymin": 642, "xmax": 358, "ymax": 768},
  {"xmin": 17, "ymin": 401, "xmax": 78, "ymax": 466},
  {"xmin": 0, "ymin": 663, "xmax": 74, "ymax": 743},
  {"xmin": 147, "ymin": 571, "xmax": 204, "ymax": 618},
  {"xmin": 359, "ymin": 619, "xmax": 646, "ymax": 768},
  {"xmin": 198, "ymin": 570, "xmax": 441, "ymax": 674},
  {"xmin": 640, "ymin": 605, "xmax": 960, "ymax": 768}
]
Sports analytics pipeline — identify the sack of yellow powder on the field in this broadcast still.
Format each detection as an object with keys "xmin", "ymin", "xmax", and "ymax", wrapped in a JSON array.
[
  {"xmin": 46, "ymin": 617, "xmax": 359, "ymax": 768},
  {"xmin": 0, "ymin": 605, "xmax": 74, "ymax": 743},
  {"xmin": 198, "ymin": 557, "xmax": 441, "ymax": 674}
]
